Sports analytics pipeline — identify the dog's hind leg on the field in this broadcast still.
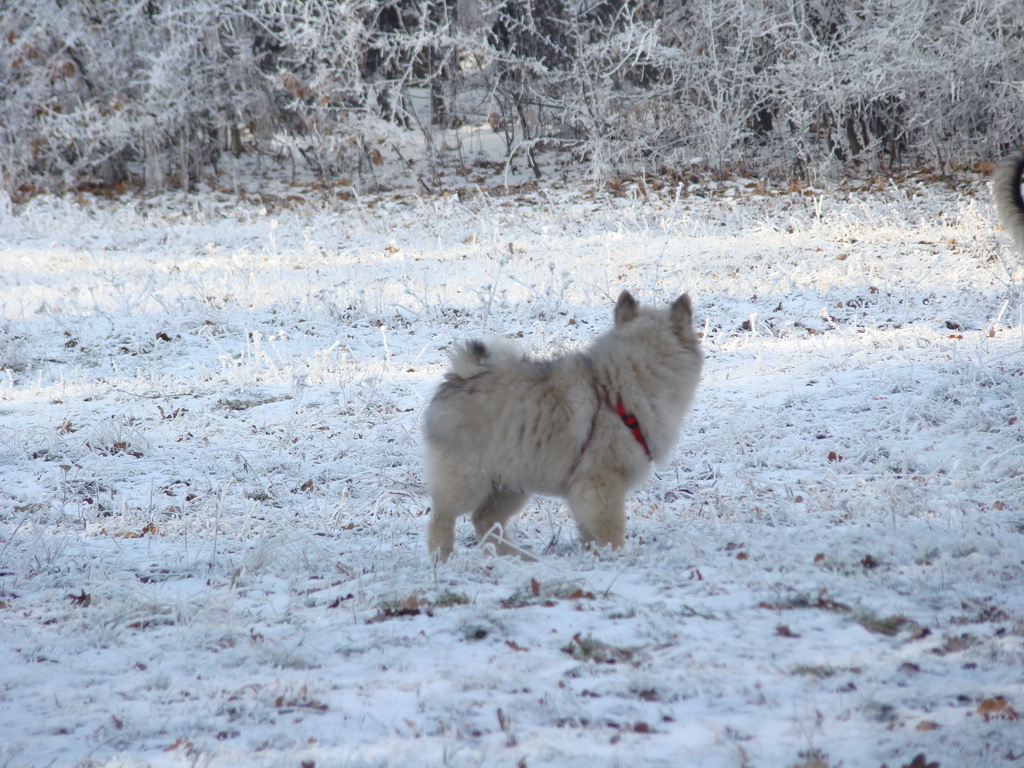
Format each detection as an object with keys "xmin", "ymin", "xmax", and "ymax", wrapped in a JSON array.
[
  {"xmin": 427, "ymin": 475, "xmax": 486, "ymax": 561},
  {"xmin": 472, "ymin": 490, "xmax": 530, "ymax": 557},
  {"xmin": 568, "ymin": 480, "xmax": 627, "ymax": 551}
]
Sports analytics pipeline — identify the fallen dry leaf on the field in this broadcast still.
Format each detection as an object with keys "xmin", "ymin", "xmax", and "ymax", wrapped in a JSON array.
[{"xmin": 978, "ymin": 696, "xmax": 1019, "ymax": 722}]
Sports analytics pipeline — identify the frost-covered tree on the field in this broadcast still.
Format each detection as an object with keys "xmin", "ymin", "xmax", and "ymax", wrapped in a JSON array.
[{"xmin": 2, "ymin": 0, "xmax": 1023, "ymax": 196}]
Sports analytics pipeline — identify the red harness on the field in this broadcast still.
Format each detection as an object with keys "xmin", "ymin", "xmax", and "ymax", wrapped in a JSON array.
[
  {"xmin": 612, "ymin": 397, "xmax": 652, "ymax": 460},
  {"xmin": 577, "ymin": 396, "xmax": 653, "ymax": 463}
]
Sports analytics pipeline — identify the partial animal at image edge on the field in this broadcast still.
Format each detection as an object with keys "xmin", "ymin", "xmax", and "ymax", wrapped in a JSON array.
[{"xmin": 992, "ymin": 148, "xmax": 1024, "ymax": 259}]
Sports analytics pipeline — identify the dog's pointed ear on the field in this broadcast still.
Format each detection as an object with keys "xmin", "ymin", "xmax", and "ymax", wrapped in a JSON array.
[
  {"xmin": 614, "ymin": 290, "xmax": 639, "ymax": 325},
  {"xmin": 670, "ymin": 293, "xmax": 695, "ymax": 336}
]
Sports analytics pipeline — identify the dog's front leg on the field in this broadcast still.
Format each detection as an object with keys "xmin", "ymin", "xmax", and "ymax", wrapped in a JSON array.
[
  {"xmin": 427, "ymin": 508, "xmax": 459, "ymax": 561},
  {"xmin": 568, "ymin": 480, "xmax": 627, "ymax": 550}
]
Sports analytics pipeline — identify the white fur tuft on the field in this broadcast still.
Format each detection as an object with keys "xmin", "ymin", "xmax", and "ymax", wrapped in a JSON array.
[{"xmin": 446, "ymin": 337, "xmax": 522, "ymax": 379}]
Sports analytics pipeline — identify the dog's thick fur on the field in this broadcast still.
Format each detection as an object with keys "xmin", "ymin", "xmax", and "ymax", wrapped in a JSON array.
[
  {"xmin": 423, "ymin": 290, "xmax": 704, "ymax": 560},
  {"xmin": 993, "ymin": 149, "xmax": 1024, "ymax": 259}
]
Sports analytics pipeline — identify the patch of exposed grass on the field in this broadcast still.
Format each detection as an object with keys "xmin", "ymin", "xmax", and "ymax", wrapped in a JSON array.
[
  {"xmin": 562, "ymin": 633, "xmax": 638, "ymax": 664},
  {"xmin": 435, "ymin": 590, "xmax": 471, "ymax": 608}
]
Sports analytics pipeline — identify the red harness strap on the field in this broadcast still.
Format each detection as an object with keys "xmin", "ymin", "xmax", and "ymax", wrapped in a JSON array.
[
  {"xmin": 576, "ymin": 396, "xmax": 654, "ymax": 466},
  {"xmin": 613, "ymin": 397, "xmax": 652, "ymax": 461}
]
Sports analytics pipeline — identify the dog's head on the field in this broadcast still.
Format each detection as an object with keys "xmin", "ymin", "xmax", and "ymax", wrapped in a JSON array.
[{"xmin": 613, "ymin": 290, "xmax": 699, "ymax": 349}]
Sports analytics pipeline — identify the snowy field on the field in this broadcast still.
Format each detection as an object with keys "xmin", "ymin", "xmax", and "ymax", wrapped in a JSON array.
[{"xmin": 1, "ymin": 162, "xmax": 1023, "ymax": 768}]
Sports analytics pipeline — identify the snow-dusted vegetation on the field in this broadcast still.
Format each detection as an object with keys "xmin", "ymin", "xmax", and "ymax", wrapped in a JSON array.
[
  {"xmin": 3, "ymin": 0, "xmax": 1024, "ymax": 197},
  {"xmin": 1, "ymin": 158, "xmax": 1023, "ymax": 766}
]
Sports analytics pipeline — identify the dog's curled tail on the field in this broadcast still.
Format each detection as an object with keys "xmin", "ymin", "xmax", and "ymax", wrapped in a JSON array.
[
  {"xmin": 446, "ymin": 338, "xmax": 520, "ymax": 379},
  {"xmin": 993, "ymin": 149, "xmax": 1024, "ymax": 260}
]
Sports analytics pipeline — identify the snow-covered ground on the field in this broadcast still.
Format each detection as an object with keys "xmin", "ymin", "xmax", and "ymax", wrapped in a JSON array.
[{"xmin": 1, "ymin": 162, "xmax": 1022, "ymax": 768}]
